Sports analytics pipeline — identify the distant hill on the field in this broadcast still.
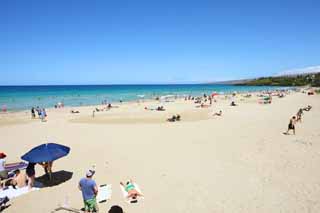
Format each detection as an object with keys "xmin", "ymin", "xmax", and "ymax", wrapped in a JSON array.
[
  {"xmin": 208, "ymin": 79, "xmax": 252, "ymax": 85},
  {"xmin": 210, "ymin": 65, "xmax": 320, "ymax": 87},
  {"xmin": 234, "ymin": 72, "xmax": 320, "ymax": 87},
  {"xmin": 275, "ymin": 65, "xmax": 320, "ymax": 77}
]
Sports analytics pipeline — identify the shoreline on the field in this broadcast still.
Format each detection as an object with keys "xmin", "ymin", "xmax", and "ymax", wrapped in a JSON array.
[{"xmin": 0, "ymin": 86, "xmax": 297, "ymax": 113}]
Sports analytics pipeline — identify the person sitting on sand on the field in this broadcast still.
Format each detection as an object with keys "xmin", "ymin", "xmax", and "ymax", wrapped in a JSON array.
[
  {"xmin": 6, "ymin": 169, "xmax": 27, "ymax": 188},
  {"xmin": 156, "ymin": 106, "xmax": 165, "ymax": 111},
  {"xmin": 303, "ymin": 105, "xmax": 312, "ymax": 111},
  {"xmin": 284, "ymin": 116, "xmax": 296, "ymax": 135},
  {"xmin": 167, "ymin": 114, "xmax": 181, "ymax": 122},
  {"xmin": 120, "ymin": 180, "xmax": 143, "ymax": 200},
  {"xmin": 230, "ymin": 101, "xmax": 237, "ymax": 106},
  {"xmin": 213, "ymin": 110, "xmax": 222, "ymax": 116}
]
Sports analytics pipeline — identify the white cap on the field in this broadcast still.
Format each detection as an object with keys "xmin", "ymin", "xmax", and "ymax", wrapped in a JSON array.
[{"xmin": 86, "ymin": 170, "xmax": 95, "ymax": 177}]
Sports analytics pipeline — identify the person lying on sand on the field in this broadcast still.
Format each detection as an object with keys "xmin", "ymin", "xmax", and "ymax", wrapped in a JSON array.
[
  {"xmin": 71, "ymin": 110, "xmax": 80, "ymax": 114},
  {"xmin": 303, "ymin": 105, "xmax": 312, "ymax": 111},
  {"xmin": 213, "ymin": 110, "xmax": 222, "ymax": 116},
  {"xmin": 167, "ymin": 114, "xmax": 181, "ymax": 122},
  {"xmin": 120, "ymin": 180, "xmax": 143, "ymax": 199},
  {"xmin": 196, "ymin": 103, "xmax": 210, "ymax": 108},
  {"xmin": 284, "ymin": 116, "xmax": 296, "ymax": 135},
  {"xmin": 95, "ymin": 108, "xmax": 104, "ymax": 112}
]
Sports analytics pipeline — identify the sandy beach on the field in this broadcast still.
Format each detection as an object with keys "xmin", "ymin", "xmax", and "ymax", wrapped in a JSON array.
[{"xmin": 1, "ymin": 91, "xmax": 320, "ymax": 213}]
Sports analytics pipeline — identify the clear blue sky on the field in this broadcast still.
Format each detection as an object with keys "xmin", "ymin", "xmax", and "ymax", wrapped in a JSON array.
[{"xmin": 1, "ymin": 0, "xmax": 320, "ymax": 85}]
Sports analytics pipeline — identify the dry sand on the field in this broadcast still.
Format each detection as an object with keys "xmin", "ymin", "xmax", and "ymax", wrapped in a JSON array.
[{"xmin": 1, "ymin": 92, "xmax": 320, "ymax": 213}]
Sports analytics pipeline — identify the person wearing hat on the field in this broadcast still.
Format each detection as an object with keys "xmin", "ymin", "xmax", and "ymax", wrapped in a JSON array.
[
  {"xmin": 78, "ymin": 170, "xmax": 98, "ymax": 213},
  {"xmin": 0, "ymin": 153, "xmax": 8, "ymax": 180}
]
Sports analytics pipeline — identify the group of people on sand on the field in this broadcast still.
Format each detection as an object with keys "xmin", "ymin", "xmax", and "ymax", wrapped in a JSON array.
[
  {"xmin": 0, "ymin": 153, "xmax": 53, "ymax": 191},
  {"xmin": 92, "ymin": 103, "xmax": 117, "ymax": 117},
  {"xmin": 31, "ymin": 106, "xmax": 47, "ymax": 122},
  {"xmin": 284, "ymin": 105, "xmax": 312, "ymax": 135},
  {"xmin": 167, "ymin": 114, "xmax": 181, "ymax": 122},
  {"xmin": 144, "ymin": 106, "xmax": 166, "ymax": 111},
  {"xmin": 78, "ymin": 169, "xmax": 142, "ymax": 213}
]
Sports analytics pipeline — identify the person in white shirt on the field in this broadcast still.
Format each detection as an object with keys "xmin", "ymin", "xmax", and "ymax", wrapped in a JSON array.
[{"xmin": 0, "ymin": 153, "xmax": 8, "ymax": 180}]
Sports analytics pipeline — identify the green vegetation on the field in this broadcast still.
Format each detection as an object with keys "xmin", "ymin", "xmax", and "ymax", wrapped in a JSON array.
[{"xmin": 240, "ymin": 73, "xmax": 320, "ymax": 87}]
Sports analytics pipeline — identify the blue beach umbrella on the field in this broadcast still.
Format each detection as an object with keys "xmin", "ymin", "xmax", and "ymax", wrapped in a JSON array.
[{"xmin": 21, "ymin": 143, "xmax": 70, "ymax": 163}]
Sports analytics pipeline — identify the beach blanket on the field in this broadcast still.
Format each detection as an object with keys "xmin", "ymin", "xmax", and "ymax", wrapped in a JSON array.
[
  {"xmin": 120, "ymin": 183, "xmax": 144, "ymax": 203},
  {"xmin": 97, "ymin": 184, "xmax": 112, "ymax": 203},
  {"xmin": 0, "ymin": 186, "xmax": 40, "ymax": 199}
]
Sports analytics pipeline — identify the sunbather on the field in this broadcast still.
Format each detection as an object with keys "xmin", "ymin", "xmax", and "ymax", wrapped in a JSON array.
[
  {"xmin": 213, "ymin": 110, "xmax": 222, "ymax": 116},
  {"xmin": 71, "ymin": 110, "xmax": 80, "ymax": 114},
  {"xmin": 120, "ymin": 180, "xmax": 143, "ymax": 200}
]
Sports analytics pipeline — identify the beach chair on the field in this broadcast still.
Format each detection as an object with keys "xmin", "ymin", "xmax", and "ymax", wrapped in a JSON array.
[{"xmin": 5, "ymin": 162, "xmax": 28, "ymax": 172}]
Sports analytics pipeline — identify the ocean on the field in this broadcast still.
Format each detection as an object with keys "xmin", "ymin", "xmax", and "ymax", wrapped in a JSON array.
[{"xmin": 0, "ymin": 84, "xmax": 285, "ymax": 111}]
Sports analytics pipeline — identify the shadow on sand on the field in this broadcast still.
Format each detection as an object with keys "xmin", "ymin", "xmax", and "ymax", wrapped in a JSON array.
[{"xmin": 35, "ymin": 170, "xmax": 73, "ymax": 188}]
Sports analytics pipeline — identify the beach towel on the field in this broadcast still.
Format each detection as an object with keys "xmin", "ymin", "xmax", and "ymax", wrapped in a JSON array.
[
  {"xmin": 120, "ymin": 183, "xmax": 144, "ymax": 203},
  {"xmin": 97, "ymin": 184, "xmax": 112, "ymax": 203},
  {"xmin": 0, "ymin": 186, "xmax": 40, "ymax": 199}
]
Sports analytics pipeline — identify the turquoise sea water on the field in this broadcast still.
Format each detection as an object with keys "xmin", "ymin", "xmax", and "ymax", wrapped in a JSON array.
[{"xmin": 0, "ymin": 85, "xmax": 286, "ymax": 111}]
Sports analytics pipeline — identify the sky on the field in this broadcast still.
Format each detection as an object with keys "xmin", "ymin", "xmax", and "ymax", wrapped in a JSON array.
[{"xmin": 1, "ymin": 0, "xmax": 320, "ymax": 85}]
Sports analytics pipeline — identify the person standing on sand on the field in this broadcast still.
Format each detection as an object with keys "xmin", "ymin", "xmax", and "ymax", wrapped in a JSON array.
[
  {"xmin": 26, "ymin": 162, "xmax": 36, "ymax": 189},
  {"xmin": 0, "ymin": 153, "xmax": 8, "ymax": 180},
  {"xmin": 78, "ymin": 170, "xmax": 98, "ymax": 213},
  {"xmin": 31, "ymin": 107, "xmax": 36, "ymax": 118},
  {"xmin": 296, "ymin": 108, "xmax": 303, "ymax": 122},
  {"xmin": 285, "ymin": 116, "xmax": 296, "ymax": 135}
]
